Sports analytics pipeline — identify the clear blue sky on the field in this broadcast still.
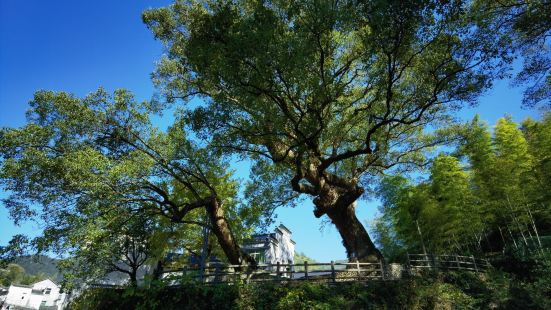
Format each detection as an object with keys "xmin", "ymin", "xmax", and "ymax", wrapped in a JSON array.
[{"xmin": 0, "ymin": 1, "xmax": 542, "ymax": 261}]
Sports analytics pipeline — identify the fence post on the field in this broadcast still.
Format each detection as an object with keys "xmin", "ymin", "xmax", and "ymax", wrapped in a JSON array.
[
  {"xmin": 276, "ymin": 262, "xmax": 281, "ymax": 281},
  {"xmin": 204, "ymin": 262, "xmax": 210, "ymax": 283},
  {"xmin": 380, "ymin": 261, "xmax": 385, "ymax": 280},
  {"xmin": 245, "ymin": 264, "xmax": 250, "ymax": 284},
  {"xmin": 471, "ymin": 255, "xmax": 478, "ymax": 272},
  {"xmin": 455, "ymin": 255, "xmax": 461, "ymax": 270},
  {"xmin": 406, "ymin": 252, "xmax": 412, "ymax": 277},
  {"xmin": 304, "ymin": 261, "xmax": 309, "ymax": 280},
  {"xmin": 425, "ymin": 253, "xmax": 429, "ymax": 268},
  {"xmin": 331, "ymin": 261, "xmax": 336, "ymax": 283},
  {"xmin": 484, "ymin": 258, "xmax": 491, "ymax": 270},
  {"xmin": 215, "ymin": 264, "xmax": 221, "ymax": 283},
  {"xmin": 356, "ymin": 259, "xmax": 361, "ymax": 280}
]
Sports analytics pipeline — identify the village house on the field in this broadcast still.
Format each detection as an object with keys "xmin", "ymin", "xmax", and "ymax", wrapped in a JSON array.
[
  {"xmin": 97, "ymin": 224, "xmax": 297, "ymax": 285},
  {"xmin": 1, "ymin": 279, "xmax": 66, "ymax": 310},
  {"xmin": 242, "ymin": 224, "xmax": 296, "ymax": 267}
]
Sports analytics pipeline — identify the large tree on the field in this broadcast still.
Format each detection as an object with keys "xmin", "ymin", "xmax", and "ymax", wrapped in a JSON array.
[
  {"xmin": 143, "ymin": 0, "xmax": 509, "ymax": 261},
  {"xmin": 0, "ymin": 89, "xmax": 256, "ymax": 268}
]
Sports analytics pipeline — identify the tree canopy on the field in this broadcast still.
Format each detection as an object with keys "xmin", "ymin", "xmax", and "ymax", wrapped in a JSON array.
[
  {"xmin": 0, "ymin": 263, "xmax": 46, "ymax": 287},
  {"xmin": 142, "ymin": 0, "xmax": 512, "ymax": 261},
  {"xmin": 1, "ymin": 1, "xmax": 549, "ymax": 288},
  {"xmin": 475, "ymin": 0, "xmax": 551, "ymax": 109},
  {"xmin": 0, "ymin": 88, "xmax": 260, "ymax": 284}
]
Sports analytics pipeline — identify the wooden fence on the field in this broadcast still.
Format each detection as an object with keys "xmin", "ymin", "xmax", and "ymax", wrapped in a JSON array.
[
  {"xmin": 161, "ymin": 260, "xmax": 384, "ymax": 284},
  {"xmin": 90, "ymin": 254, "xmax": 492, "ymax": 288},
  {"xmin": 160, "ymin": 254, "xmax": 490, "ymax": 284},
  {"xmin": 407, "ymin": 254, "xmax": 491, "ymax": 273}
]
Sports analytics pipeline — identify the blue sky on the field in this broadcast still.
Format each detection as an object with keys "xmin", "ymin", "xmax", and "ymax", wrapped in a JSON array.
[{"xmin": 0, "ymin": 1, "xmax": 542, "ymax": 262}]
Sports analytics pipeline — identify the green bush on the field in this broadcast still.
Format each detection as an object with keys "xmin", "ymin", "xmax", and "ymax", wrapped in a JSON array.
[{"xmin": 69, "ymin": 266, "xmax": 551, "ymax": 310}]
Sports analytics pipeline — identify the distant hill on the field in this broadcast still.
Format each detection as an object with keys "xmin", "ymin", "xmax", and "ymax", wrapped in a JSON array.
[{"xmin": 14, "ymin": 255, "xmax": 62, "ymax": 282}]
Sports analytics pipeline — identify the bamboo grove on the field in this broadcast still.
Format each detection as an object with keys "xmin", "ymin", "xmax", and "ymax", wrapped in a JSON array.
[{"xmin": 373, "ymin": 115, "xmax": 551, "ymax": 261}]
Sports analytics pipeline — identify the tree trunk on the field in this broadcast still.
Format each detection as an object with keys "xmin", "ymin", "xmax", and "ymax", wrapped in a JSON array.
[
  {"xmin": 152, "ymin": 260, "xmax": 164, "ymax": 281},
  {"xmin": 326, "ymin": 203, "xmax": 382, "ymax": 263},
  {"xmin": 206, "ymin": 198, "xmax": 255, "ymax": 266},
  {"xmin": 416, "ymin": 219, "xmax": 428, "ymax": 255},
  {"xmin": 312, "ymin": 184, "xmax": 382, "ymax": 263},
  {"xmin": 129, "ymin": 269, "xmax": 138, "ymax": 287}
]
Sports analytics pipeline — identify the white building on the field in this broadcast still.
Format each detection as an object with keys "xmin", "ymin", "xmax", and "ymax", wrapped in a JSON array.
[
  {"xmin": 242, "ymin": 224, "xmax": 296, "ymax": 266},
  {"xmin": 1, "ymin": 279, "xmax": 66, "ymax": 310}
]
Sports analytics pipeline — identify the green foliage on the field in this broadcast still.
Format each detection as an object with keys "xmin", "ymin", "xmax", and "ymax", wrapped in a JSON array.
[
  {"xmin": 369, "ymin": 217, "xmax": 407, "ymax": 263},
  {"xmin": 242, "ymin": 159, "xmax": 301, "ymax": 229},
  {"xmin": 0, "ymin": 235, "xmax": 29, "ymax": 267},
  {"xmin": 70, "ymin": 280, "xmax": 240, "ymax": 310},
  {"xmin": 292, "ymin": 252, "xmax": 320, "ymax": 272},
  {"xmin": 374, "ymin": 115, "xmax": 551, "ymax": 258},
  {"xmin": 487, "ymin": 251, "xmax": 551, "ymax": 310},
  {"xmin": 59, "ymin": 212, "xmax": 160, "ymax": 288},
  {"xmin": 142, "ymin": 0, "xmax": 513, "ymax": 260},
  {"xmin": 523, "ymin": 252, "xmax": 551, "ymax": 309},
  {"xmin": 13, "ymin": 255, "xmax": 61, "ymax": 282},
  {"xmin": 374, "ymin": 155, "xmax": 480, "ymax": 256},
  {"xmin": 0, "ymin": 88, "xmax": 261, "ymax": 285},
  {"xmin": 293, "ymin": 252, "xmax": 317, "ymax": 265},
  {"xmin": 474, "ymin": 0, "xmax": 551, "ymax": 109},
  {"xmin": 67, "ymin": 269, "xmax": 551, "ymax": 310},
  {"xmin": 0, "ymin": 263, "xmax": 46, "ymax": 286},
  {"xmin": 522, "ymin": 114, "xmax": 551, "ymax": 221}
]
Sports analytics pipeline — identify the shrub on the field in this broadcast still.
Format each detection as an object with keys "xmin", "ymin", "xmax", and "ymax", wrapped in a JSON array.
[{"xmin": 68, "ymin": 266, "xmax": 551, "ymax": 310}]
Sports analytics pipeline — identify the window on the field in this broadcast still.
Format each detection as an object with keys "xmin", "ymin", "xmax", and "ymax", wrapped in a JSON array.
[{"xmin": 44, "ymin": 288, "xmax": 51, "ymax": 295}]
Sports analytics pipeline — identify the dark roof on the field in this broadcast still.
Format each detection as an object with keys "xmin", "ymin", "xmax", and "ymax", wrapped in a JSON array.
[
  {"xmin": 244, "ymin": 224, "xmax": 296, "ymax": 247},
  {"xmin": 277, "ymin": 224, "xmax": 292, "ymax": 234},
  {"xmin": 244, "ymin": 233, "xmax": 277, "ymax": 245}
]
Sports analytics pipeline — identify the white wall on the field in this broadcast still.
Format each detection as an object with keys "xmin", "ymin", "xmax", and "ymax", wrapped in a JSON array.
[
  {"xmin": 274, "ymin": 226, "xmax": 295, "ymax": 265},
  {"xmin": 32, "ymin": 279, "xmax": 64, "ymax": 309},
  {"xmin": 4, "ymin": 285, "xmax": 31, "ymax": 308},
  {"xmin": 2, "ymin": 279, "xmax": 65, "ymax": 310}
]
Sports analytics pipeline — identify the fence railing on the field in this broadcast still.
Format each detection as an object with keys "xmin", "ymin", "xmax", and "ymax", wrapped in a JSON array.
[
  {"xmin": 407, "ymin": 254, "xmax": 491, "ymax": 273},
  {"xmin": 90, "ymin": 254, "xmax": 492, "ymax": 288},
  {"xmin": 160, "ymin": 260, "xmax": 384, "ymax": 284}
]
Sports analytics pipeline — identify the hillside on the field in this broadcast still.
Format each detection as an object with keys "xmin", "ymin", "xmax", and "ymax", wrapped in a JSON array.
[{"xmin": 14, "ymin": 255, "xmax": 62, "ymax": 282}]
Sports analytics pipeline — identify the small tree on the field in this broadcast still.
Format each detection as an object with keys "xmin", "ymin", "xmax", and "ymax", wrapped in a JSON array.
[
  {"xmin": 0, "ymin": 89, "xmax": 256, "ymax": 270},
  {"xmin": 60, "ymin": 211, "xmax": 159, "ymax": 288}
]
